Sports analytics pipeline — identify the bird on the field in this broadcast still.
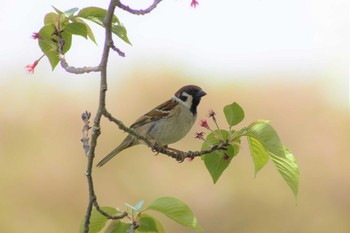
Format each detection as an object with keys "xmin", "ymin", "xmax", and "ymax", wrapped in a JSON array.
[{"xmin": 96, "ymin": 85, "xmax": 206, "ymax": 167}]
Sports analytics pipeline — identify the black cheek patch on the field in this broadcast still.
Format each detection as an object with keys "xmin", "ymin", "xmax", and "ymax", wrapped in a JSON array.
[{"xmin": 179, "ymin": 94, "xmax": 188, "ymax": 102}]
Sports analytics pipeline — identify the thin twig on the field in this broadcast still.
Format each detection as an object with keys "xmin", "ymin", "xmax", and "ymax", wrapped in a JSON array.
[
  {"xmin": 109, "ymin": 41, "xmax": 126, "ymax": 57},
  {"xmin": 93, "ymin": 201, "xmax": 128, "ymax": 220},
  {"xmin": 57, "ymin": 37, "xmax": 101, "ymax": 74},
  {"xmin": 116, "ymin": 0, "xmax": 162, "ymax": 15},
  {"xmin": 59, "ymin": 54, "xmax": 101, "ymax": 74}
]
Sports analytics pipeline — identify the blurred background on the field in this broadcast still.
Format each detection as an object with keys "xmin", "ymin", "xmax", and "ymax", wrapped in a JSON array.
[{"xmin": 0, "ymin": 0, "xmax": 349, "ymax": 232}]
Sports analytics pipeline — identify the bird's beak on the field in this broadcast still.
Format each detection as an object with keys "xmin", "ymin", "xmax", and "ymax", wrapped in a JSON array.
[{"xmin": 196, "ymin": 90, "xmax": 207, "ymax": 98}]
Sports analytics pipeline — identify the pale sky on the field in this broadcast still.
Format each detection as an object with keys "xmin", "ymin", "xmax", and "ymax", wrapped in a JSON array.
[{"xmin": 1, "ymin": 0, "xmax": 348, "ymax": 106}]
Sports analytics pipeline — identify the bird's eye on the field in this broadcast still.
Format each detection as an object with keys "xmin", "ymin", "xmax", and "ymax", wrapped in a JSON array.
[{"xmin": 179, "ymin": 93, "xmax": 188, "ymax": 102}]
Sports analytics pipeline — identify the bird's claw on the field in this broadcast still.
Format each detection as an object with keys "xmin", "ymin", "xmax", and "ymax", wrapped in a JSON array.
[{"xmin": 176, "ymin": 151, "xmax": 186, "ymax": 163}]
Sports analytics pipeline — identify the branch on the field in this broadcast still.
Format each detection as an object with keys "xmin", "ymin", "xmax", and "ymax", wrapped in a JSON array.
[
  {"xmin": 116, "ymin": 0, "xmax": 162, "ymax": 15},
  {"xmin": 57, "ymin": 37, "xmax": 101, "ymax": 74},
  {"xmin": 129, "ymin": 222, "xmax": 139, "ymax": 233},
  {"xmin": 93, "ymin": 200, "xmax": 128, "ymax": 220},
  {"xmin": 59, "ymin": 54, "xmax": 101, "ymax": 74},
  {"xmin": 103, "ymin": 110, "xmax": 229, "ymax": 162},
  {"xmin": 78, "ymin": 0, "xmax": 171, "ymax": 231},
  {"xmin": 109, "ymin": 40, "xmax": 126, "ymax": 57},
  {"xmin": 82, "ymin": 0, "xmax": 128, "ymax": 232}
]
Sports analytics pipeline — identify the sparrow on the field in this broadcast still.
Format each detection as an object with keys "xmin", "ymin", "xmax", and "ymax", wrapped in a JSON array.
[{"xmin": 97, "ymin": 85, "xmax": 206, "ymax": 167}]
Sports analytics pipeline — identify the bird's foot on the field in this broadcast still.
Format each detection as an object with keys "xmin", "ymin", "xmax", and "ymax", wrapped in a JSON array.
[{"xmin": 165, "ymin": 147, "xmax": 186, "ymax": 163}]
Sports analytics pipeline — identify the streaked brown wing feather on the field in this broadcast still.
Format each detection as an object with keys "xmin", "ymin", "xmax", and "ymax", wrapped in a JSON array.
[{"xmin": 130, "ymin": 99, "xmax": 178, "ymax": 129}]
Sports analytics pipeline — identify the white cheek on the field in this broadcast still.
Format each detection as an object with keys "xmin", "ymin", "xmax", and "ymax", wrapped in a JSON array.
[{"xmin": 181, "ymin": 92, "xmax": 193, "ymax": 109}]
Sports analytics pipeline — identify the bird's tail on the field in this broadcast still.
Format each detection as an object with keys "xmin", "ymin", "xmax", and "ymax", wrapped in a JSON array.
[{"xmin": 96, "ymin": 136, "xmax": 135, "ymax": 167}]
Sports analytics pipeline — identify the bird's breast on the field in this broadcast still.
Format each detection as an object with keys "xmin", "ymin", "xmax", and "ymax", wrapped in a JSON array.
[{"xmin": 148, "ymin": 104, "xmax": 196, "ymax": 145}]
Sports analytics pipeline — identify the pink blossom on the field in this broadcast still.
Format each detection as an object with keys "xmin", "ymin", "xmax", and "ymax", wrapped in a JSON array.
[
  {"xmin": 195, "ymin": 131, "xmax": 205, "ymax": 140},
  {"xmin": 208, "ymin": 109, "xmax": 216, "ymax": 119},
  {"xmin": 190, "ymin": 0, "xmax": 199, "ymax": 8},
  {"xmin": 31, "ymin": 32, "xmax": 41, "ymax": 40},
  {"xmin": 199, "ymin": 119, "xmax": 210, "ymax": 130},
  {"xmin": 25, "ymin": 60, "xmax": 39, "ymax": 74},
  {"xmin": 25, "ymin": 54, "xmax": 44, "ymax": 74},
  {"xmin": 188, "ymin": 156, "xmax": 195, "ymax": 161}
]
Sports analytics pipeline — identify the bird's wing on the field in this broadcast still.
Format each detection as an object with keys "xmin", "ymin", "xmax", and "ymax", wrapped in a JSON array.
[{"xmin": 130, "ymin": 98, "xmax": 178, "ymax": 129}]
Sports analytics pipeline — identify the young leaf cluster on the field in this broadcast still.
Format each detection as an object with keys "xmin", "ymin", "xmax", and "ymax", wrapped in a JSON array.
[
  {"xmin": 80, "ymin": 197, "xmax": 201, "ymax": 233},
  {"xmin": 200, "ymin": 102, "xmax": 300, "ymax": 197},
  {"xmin": 38, "ymin": 7, "xmax": 130, "ymax": 70}
]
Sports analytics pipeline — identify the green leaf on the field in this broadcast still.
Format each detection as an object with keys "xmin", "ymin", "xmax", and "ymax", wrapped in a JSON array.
[
  {"xmin": 146, "ymin": 197, "xmax": 201, "ymax": 230},
  {"xmin": 224, "ymin": 102, "xmax": 245, "ymax": 127},
  {"xmin": 38, "ymin": 21, "xmax": 73, "ymax": 70},
  {"xmin": 51, "ymin": 6, "xmax": 69, "ymax": 25},
  {"xmin": 245, "ymin": 121, "xmax": 300, "ymax": 197},
  {"xmin": 112, "ymin": 24, "xmax": 131, "ymax": 45},
  {"xmin": 77, "ymin": 7, "xmax": 120, "ymax": 24},
  {"xmin": 61, "ymin": 30, "xmax": 72, "ymax": 54},
  {"xmin": 52, "ymin": 6, "xmax": 64, "ymax": 15},
  {"xmin": 38, "ymin": 24, "xmax": 56, "ymax": 51},
  {"xmin": 79, "ymin": 207, "xmax": 117, "ymax": 233},
  {"xmin": 77, "ymin": 7, "xmax": 112, "ymax": 28},
  {"xmin": 38, "ymin": 24, "xmax": 59, "ymax": 70},
  {"xmin": 125, "ymin": 200, "xmax": 144, "ymax": 212},
  {"xmin": 72, "ymin": 17, "xmax": 97, "ymax": 43},
  {"xmin": 137, "ymin": 215, "xmax": 157, "ymax": 232},
  {"xmin": 137, "ymin": 214, "xmax": 165, "ymax": 233},
  {"xmin": 77, "ymin": 7, "xmax": 131, "ymax": 45},
  {"xmin": 105, "ymin": 221, "xmax": 131, "ymax": 233},
  {"xmin": 50, "ymin": 7, "xmax": 96, "ymax": 43},
  {"xmin": 201, "ymin": 130, "xmax": 239, "ymax": 183},
  {"xmin": 134, "ymin": 200, "xmax": 145, "ymax": 212},
  {"xmin": 44, "ymin": 12, "xmax": 59, "ymax": 25},
  {"xmin": 271, "ymin": 147, "xmax": 300, "ymax": 197},
  {"xmin": 247, "ymin": 136, "xmax": 270, "ymax": 175},
  {"xmin": 64, "ymin": 7, "xmax": 79, "ymax": 17},
  {"xmin": 203, "ymin": 145, "xmax": 237, "ymax": 183},
  {"xmin": 245, "ymin": 121, "xmax": 285, "ymax": 158},
  {"xmin": 64, "ymin": 22, "xmax": 88, "ymax": 38}
]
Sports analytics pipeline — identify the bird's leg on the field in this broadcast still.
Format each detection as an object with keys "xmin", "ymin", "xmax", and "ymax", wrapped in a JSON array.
[
  {"xmin": 164, "ymin": 146, "xmax": 186, "ymax": 163},
  {"xmin": 146, "ymin": 134, "xmax": 163, "ymax": 155},
  {"xmin": 146, "ymin": 135, "xmax": 185, "ymax": 161}
]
